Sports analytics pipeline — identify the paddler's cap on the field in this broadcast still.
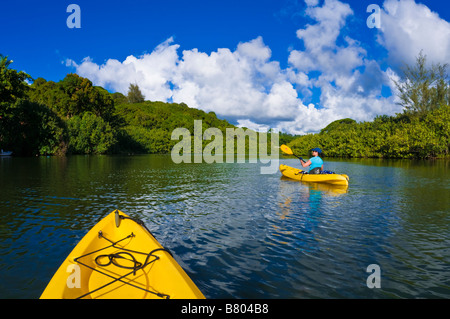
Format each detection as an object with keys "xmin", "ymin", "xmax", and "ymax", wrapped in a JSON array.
[{"xmin": 311, "ymin": 148, "xmax": 322, "ymax": 153}]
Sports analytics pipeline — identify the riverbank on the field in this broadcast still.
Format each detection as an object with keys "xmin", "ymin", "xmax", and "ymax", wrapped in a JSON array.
[{"xmin": 288, "ymin": 105, "xmax": 450, "ymax": 160}]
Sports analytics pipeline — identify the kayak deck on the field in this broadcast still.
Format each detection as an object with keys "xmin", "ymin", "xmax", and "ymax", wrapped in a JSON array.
[
  {"xmin": 40, "ymin": 210, "xmax": 204, "ymax": 299},
  {"xmin": 280, "ymin": 164, "xmax": 349, "ymax": 186}
]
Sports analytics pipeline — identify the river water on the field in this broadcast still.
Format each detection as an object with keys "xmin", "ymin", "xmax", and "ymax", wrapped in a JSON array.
[{"xmin": 0, "ymin": 155, "xmax": 449, "ymax": 298}]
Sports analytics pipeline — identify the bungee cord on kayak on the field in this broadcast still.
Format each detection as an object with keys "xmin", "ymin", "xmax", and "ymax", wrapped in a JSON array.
[
  {"xmin": 73, "ymin": 224, "xmax": 172, "ymax": 299},
  {"xmin": 41, "ymin": 210, "xmax": 204, "ymax": 299}
]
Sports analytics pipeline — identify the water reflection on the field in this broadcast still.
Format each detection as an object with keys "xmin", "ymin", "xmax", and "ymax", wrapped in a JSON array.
[{"xmin": 0, "ymin": 155, "xmax": 449, "ymax": 298}]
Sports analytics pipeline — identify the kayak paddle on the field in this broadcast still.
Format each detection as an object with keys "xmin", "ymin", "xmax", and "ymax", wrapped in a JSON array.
[{"xmin": 280, "ymin": 144, "xmax": 305, "ymax": 163}]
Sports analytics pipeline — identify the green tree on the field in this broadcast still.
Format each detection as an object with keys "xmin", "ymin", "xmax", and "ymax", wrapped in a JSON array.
[
  {"xmin": 2, "ymin": 99, "xmax": 67, "ymax": 156},
  {"xmin": 67, "ymin": 112, "xmax": 116, "ymax": 154},
  {"xmin": 394, "ymin": 51, "xmax": 449, "ymax": 116},
  {"xmin": 0, "ymin": 55, "xmax": 32, "ymax": 104},
  {"xmin": 1, "ymin": 56, "xmax": 35, "ymax": 152},
  {"xmin": 29, "ymin": 74, "xmax": 115, "ymax": 120},
  {"xmin": 111, "ymin": 92, "xmax": 128, "ymax": 105},
  {"xmin": 60, "ymin": 74, "xmax": 115, "ymax": 119},
  {"xmin": 320, "ymin": 118, "xmax": 356, "ymax": 134},
  {"xmin": 127, "ymin": 83, "xmax": 145, "ymax": 103}
]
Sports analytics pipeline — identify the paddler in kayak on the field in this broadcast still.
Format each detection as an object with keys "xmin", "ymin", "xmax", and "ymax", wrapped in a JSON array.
[{"xmin": 299, "ymin": 148, "xmax": 323, "ymax": 174}]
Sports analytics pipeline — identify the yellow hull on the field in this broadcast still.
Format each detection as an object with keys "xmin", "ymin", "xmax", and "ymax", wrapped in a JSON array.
[
  {"xmin": 279, "ymin": 164, "xmax": 349, "ymax": 186},
  {"xmin": 40, "ymin": 210, "xmax": 205, "ymax": 299}
]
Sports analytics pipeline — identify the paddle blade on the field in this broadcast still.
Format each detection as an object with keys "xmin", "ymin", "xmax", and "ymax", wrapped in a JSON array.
[{"xmin": 280, "ymin": 144, "xmax": 294, "ymax": 155}]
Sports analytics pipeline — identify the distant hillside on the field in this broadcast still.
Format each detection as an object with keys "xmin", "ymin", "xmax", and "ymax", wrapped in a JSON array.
[
  {"xmin": 0, "ymin": 57, "xmax": 239, "ymax": 156},
  {"xmin": 112, "ymin": 99, "xmax": 235, "ymax": 154},
  {"xmin": 2, "ymin": 58, "xmax": 289, "ymax": 156}
]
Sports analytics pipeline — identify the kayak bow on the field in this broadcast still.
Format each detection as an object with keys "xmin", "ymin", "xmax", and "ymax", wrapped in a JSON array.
[{"xmin": 40, "ymin": 210, "xmax": 204, "ymax": 299}]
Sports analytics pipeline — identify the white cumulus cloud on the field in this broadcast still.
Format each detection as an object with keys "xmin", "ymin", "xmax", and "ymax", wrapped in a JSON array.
[
  {"xmin": 73, "ymin": 38, "xmax": 180, "ymax": 102},
  {"xmin": 72, "ymin": 36, "xmax": 300, "ymax": 125},
  {"xmin": 285, "ymin": 0, "xmax": 400, "ymax": 133},
  {"xmin": 379, "ymin": 0, "xmax": 450, "ymax": 68},
  {"xmin": 66, "ymin": 0, "xmax": 449, "ymax": 135}
]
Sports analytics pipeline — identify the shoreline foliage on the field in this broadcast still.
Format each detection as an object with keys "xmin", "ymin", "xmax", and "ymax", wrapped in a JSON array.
[
  {"xmin": 289, "ymin": 106, "xmax": 449, "ymax": 159},
  {"xmin": 289, "ymin": 53, "xmax": 449, "ymax": 159},
  {"xmin": 1, "ymin": 53, "xmax": 448, "ymax": 159}
]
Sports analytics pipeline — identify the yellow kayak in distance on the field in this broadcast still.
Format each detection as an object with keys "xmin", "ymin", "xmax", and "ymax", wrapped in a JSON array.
[
  {"xmin": 279, "ymin": 164, "xmax": 349, "ymax": 186},
  {"xmin": 40, "ymin": 210, "xmax": 205, "ymax": 299}
]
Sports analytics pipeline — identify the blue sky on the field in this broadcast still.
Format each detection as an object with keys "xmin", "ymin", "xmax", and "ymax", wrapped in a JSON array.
[{"xmin": 2, "ymin": 0, "xmax": 450, "ymax": 134}]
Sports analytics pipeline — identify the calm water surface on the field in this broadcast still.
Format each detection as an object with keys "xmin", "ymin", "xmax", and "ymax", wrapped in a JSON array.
[{"xmin": 0, "ymin": 155, "xmax": 449, "ymax": 298}]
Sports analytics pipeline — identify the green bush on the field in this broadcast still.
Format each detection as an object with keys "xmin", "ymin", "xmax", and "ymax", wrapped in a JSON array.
[{"xmin": 67, "ymin": 112, "xmax": 115, "ymax": 154}]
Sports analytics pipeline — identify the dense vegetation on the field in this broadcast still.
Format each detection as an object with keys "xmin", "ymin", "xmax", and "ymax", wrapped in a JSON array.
[
  {"xmin": 1, "ymin": 53, "xmax": 448, "ymax": 159},
  {"xmin": 289, "ymin": 107, "xmax": 449, "ymax": 158},
  {"xmin": 0, "ymin": 57, "xmax": 236, "ymax": 155},
  {"xmin": 289, "ymin": 53, "xmax": 450, "ymax": 159},
  {"xmin": 1, "ymin": 55, "xmax": 283, "ymax": 156}
]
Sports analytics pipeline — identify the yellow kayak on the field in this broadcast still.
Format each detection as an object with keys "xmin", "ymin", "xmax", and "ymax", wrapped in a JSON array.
[
  {"xmin": 280, "ymin": 164, "xmax": 349, "ymax": 186},
  {"xmin": 41, "ymin": 210, "xmax": 204, "ymax": 299}
]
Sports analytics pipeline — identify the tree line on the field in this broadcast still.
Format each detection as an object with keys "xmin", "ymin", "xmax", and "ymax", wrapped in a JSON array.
[
  {"xmin": 1, "ymin": 54, "xmax": 284, "ymax": 156},
  {"xmin": 289, "ymin": 53, "xmax": 449, "ymax": 159},
  {"xmin": 1, "ymin": 53, "xmax": 448, "ymax": 159}
]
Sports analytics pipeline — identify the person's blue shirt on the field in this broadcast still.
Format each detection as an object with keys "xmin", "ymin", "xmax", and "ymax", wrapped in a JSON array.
[{"xmin": 309, "ymin": 156, "xmax": 323, "ymax": 172}]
